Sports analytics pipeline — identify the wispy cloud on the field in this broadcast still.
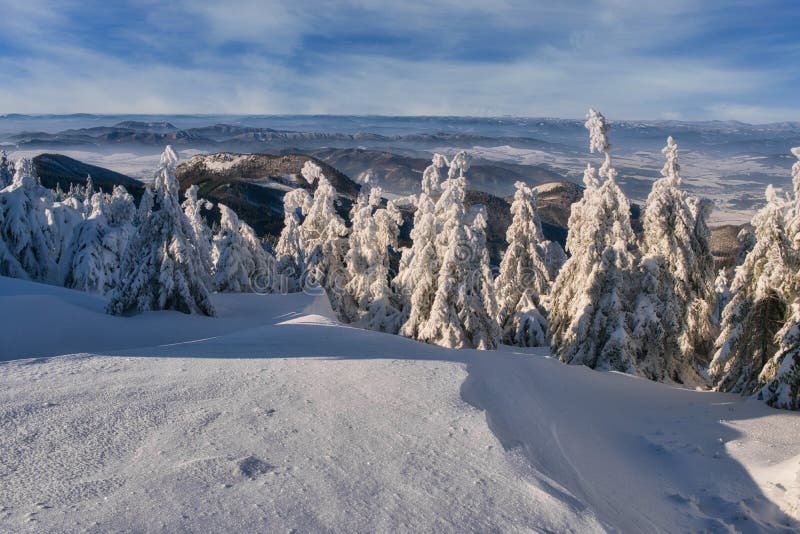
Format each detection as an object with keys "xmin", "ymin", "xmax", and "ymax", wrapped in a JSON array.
[{"xmin": 0, "ymin": 0, "xmax": 797, "ymax": 121}]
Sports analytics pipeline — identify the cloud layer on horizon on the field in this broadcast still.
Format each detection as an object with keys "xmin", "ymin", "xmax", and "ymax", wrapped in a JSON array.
[{"xmin": 0, "ymin": 0, "xmax": 798, "ymax": 122}]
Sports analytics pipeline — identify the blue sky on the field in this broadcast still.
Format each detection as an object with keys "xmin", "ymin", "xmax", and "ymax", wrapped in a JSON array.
[{"xmin": 0, "ymin": 0, "xmax": 798, "ymax": 121}]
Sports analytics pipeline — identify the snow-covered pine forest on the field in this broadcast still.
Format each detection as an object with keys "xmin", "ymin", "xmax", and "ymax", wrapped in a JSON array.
[{"xmin": 1, "ymin": 110, "xmax": 799, "ymax": 411}]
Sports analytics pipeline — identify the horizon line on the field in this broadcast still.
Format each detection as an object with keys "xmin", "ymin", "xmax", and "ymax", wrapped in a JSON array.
[{"xmin": 2, "ymin": 113, "xmax": 800, "ymax": 128}]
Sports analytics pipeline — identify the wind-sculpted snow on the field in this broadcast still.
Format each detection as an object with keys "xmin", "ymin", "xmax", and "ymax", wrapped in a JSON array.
[{"xmin": 1, "ymin": 276, "xmax": 798, "ymax": 532}]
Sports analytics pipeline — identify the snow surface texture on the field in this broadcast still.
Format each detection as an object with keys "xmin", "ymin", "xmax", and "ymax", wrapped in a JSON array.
[{"xmin": 1, "ymin": 276, "xmax": 799, "ymax": 532}]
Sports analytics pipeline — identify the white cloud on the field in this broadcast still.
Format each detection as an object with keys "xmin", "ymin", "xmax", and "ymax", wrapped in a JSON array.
[{"xmin": 0, "ymin": 0, "xmax": 797, "ymax": 121}]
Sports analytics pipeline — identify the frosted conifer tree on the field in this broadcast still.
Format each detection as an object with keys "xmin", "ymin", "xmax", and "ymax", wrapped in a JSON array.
[
  {"xmin": 447, "ymin": 150, "xmax": 471, "ymax": 181},
  {"xmin": 0, "ymin": 158, "xmax": 59, "ymax": 282},
  {"xmin": 749, "ymin": 148, "xmax": 800, "ymax": 408},
  {"xmin": 213, "ymin": 204, "xmax": 275, "ymax": 293},
  {"xmin": 462, "ymin": 207, "xmax": 501, "ymax": 348},
  {"xmin": 396, "ymin": 154, "xmax": 448, "ymax": 337},
  {"xmin": 416, "ymin": 154, "xmax": 499, "ymax": 349},
  {"xmin": 632, "ymin": 137, "xmax": 715, "ymax": 384},
  {"xmin": 108, "ymin": 146, "xmax": 215, "ymax": 316},
  {"xmin": 549, "ymin": 110, "xmax": 637, "ymax": 372},
  {"xmin": 135, "ymin": 186, "xmax": 154, "ymax": 226},
  {"xmin": 416, "ymin": 168, "xmax": 471, "ymax": 348},
  {"xmin": 345, "ymin": 187, "xmax": 380, "ymax": 322},
  {"xmin": 709, "ymin": 185, "xmax": 793, "ymax": 394},
  {"xmin": 713, "ymin": 269, "xmax": 732, "ymax": 326},
  {"xmin": 53, "ymin": 182, "xmax": 66, "ymax": 201},
  {"xmin": 0, "ymin": 151, "xmax": 13, "ymax": 189},
  {"xmin": 686, "ymin": 196, "xmax": 718, "ymax": 360},
  {"xmin": 49, "ymin": 193, "xmax": 86, "ymax": 284},
  {"xmin": 107, "ymin": 185, "xmax": 136, "ymax": 226},
  {"xmin": 422, "ymin": 153, "xmax": 448, "ymax": 194},
  {"xmin": 0, "ymin": 220, "xmax": 25, "ymax": 278},
  {"xmin": 346, "ymin": 186, "xmax": 404, "ymax": 331},
  {"xmin": 757, "ymin": 299, "xmax": 800, "ymax": 410},
  {"xmin": 238, "ymin": 217, "xmax": 275, "ymax": 294},
  {"xmin": 736, "ymin": 226, "xmax": 756, "ymax": 266},
  {"xmin": 365, "ymin": 199, "xmax": 404, "ymax": 332},
  {"xmin": 495, "ymin": 181, "xmax": 554, "ymax": 346},
  {"xmin": 782, "ymin": 147, "xmax": 800, "ymax": 252},
  {"xmin": 275, "ymin": 188, "xmax": 312, "ymax": 292},
  {"xmin": 0, "ymin": 203, "xmax": 26, "ymax": 279},
  {"xmin": 182, "ymin": 184, "xmax": 214, "ymax": 276},
  {"xmin": 542, "ymin": 241, "xmax": 567, "ymax": 282},
  {"xmin": 83, "ymin": 175, "xmax": 94, "ymax": 211},
  {"xmin": 66, "ymin": 182, "xmax": 81, "ymax": 202},
  {"xmin": 66, "ymin": 188, "xmax": 135, "ymax": 294},
  {"xmin": 298, "ymin": 161, "xmax": 350, "ymax": 315}
]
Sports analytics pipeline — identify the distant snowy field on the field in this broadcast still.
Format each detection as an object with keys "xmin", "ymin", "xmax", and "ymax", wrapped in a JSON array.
[{"xmin": 1, "ymin": 276, "xmax": 799, "ymax": 532}]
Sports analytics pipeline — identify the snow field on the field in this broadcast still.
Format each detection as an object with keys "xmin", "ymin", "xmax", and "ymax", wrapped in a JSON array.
[{"xmin": 1, "ymin": 277, "xmax": 798, "ymax": 532}]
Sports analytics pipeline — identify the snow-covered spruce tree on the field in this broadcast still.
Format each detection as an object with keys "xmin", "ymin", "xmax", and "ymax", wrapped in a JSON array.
[
  {"xmin": 462, "ymin": 206, "xmax": 501, "ymax": 348},
  {"xmin": 686, "ymin": 196, "xmax": 718, "ymax": 359},
  {"xmin": 548, "ymin": 164, "xmax": 601, "ymax": 320},
  {"xmin": 782, "ymin": 147, "xmax": 800, "ymax": 253},
  {"xmin": 632, "ymin": 137, "xmax": 715, "ymax": 384},
  {"xmin": 394, "ymin": 153, "xmax": 447, "ymax": 296},
  {"xmin": 49, "ymin": 195, "xmax": 86, "ymax": 285},
  {"xmin": 0, "ymin": 199, "xmax": 27, "ymax": 279},
  {"xmin": 365, "ymin": 199, "xmax": 404, "ymax": 332},
  {"xmin": 275, "ymin": 188, "xmax": 312, "ymax": 292},
  {"xmin": 0, "ymin": 151, "xmax": 14, "ymax": 189},
  {"xmin": 345, "ymin": 186, "xmax": 404, "ymax": 331},
  {"xmin": 108, "ymin": 146, "xmax": 215, "ymax": 316},
  {"xmin": 709, "ymin": 185, "xmax": 793, "ymax": 394},
  {"xmin": 66, "ymin": 182, "xmax": 81, "ymax": 203},
  {"xmin": 298, "ymin": 161, "xmax": 350, "ymax": 316},
  {"xmin": 107, "ymin": 185, "xmax": 137, "ymax": 227},
  {"xmin": 752, "ymin": 147, "xmax": 800, "ymax": 409},
  {"xmin": 0, "ymin": 158, "xmax": 59, "ymax": 282},
  {"xmin": 66, "ymin": 188, "xmax": 135, "ymax": 294},
  {"xmin": 396, "ymin": 154, "xmax": 448, "ymax": 338},
  {"xmin": 212, "ymin": 204, "xmax": 275, "ymax": 293},
  {"xmin": 416, "ymin": 167, "xmax": 472, "ymax": 348},
  {"xmin": 495, "ymin": 181, "xmax": 554, "ymax": 347},
  {"xmin": 416, "ymin": 153, "xmax": 500, "ymax": 349},
  {"xmin": 53, "ymin": 182, "xmax": 66, "ymax": 201},
  {"xmin": 542, "ymin": 240, "xmax": 568, "ymax": 283},
  {"xmin": 549, "ymin": 110, "xmax": 637, "ymax": 372},
  {"xmin": 0, "ymin": 219, "xmax": 25, "ymax": 278},
  {"xmin": 757, "ymin": 298, "xmax": 800, "ymax": 410},
  {"xmin": 736, "ymin": 226, "xmax": 756, "ymax": 267},
  {"xmin": 343, "ymin": 188, "xmax": 375, "ymax": 322},
  {"xmin": 64, "ymin": 192, "xmax": 111, "ymax": 292},
  {"xmin": 83, "ymin": 175, "xmax": 95, "ymax": 212},
  {"xmin": 182, "ymin": 184, "xmax": 214, "ymax": 276},
  {"xmin": 135, "ymin": 186, "xmax": 154, "ymax": 226},
  {"xmin": 238, "ymin": 216, "xmax": 276, "ymax": 294},
  {"xmin": 713, "ymin": 269, "xmax": 732, "ymax": 326}
]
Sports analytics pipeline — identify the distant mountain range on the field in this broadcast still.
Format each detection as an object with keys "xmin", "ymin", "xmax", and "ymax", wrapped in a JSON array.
[
  {"xmin": 4, "ymin": 115, "xmax": 799, "ymax": 155},
  {"xmin": 6, "ymin": 115, "xmax": 799, "ymax": 221},
  {"xmin": 5, "ymin": 121, "xmax": 563, "ymax": 156}
]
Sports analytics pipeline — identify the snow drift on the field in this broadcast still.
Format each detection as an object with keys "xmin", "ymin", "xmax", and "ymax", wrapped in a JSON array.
[{"xmin": 1, "ymin": 276, "xmax": 798, "ymax": 532}]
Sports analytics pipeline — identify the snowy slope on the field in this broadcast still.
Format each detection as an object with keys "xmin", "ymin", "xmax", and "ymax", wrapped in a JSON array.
[{"xmin": 1, "ymin": 276, "xmax": 798, "ymax": 532}]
